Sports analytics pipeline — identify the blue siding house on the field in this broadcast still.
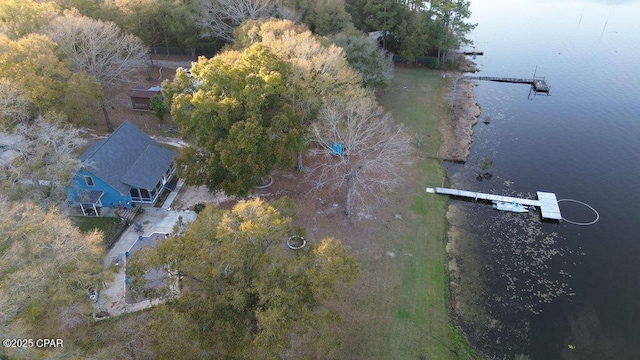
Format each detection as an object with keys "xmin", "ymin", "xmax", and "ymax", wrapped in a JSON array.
[{"xmin": 67, "ymin": 121, "xmax": 177, "ymax": 216}]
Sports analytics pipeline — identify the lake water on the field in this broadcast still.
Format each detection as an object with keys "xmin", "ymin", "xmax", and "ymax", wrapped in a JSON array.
[{"xmin": 448, "ymin": 0, "xmax": 640, "ymax": 359}]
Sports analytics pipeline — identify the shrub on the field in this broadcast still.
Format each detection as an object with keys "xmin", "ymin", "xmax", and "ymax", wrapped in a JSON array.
[
  {"xmin": 193, "ymin": 203, "xmax": 206, "ymax": 214},
  {"xmin": 151, "ymin": 93, "xmax": 167, "ymax": 122}
]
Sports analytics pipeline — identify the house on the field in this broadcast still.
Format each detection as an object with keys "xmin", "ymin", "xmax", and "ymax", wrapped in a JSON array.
[
  {"xmin": 128, "ymin": 86, "xmax": 161, "ymax": 111},
  {"xmin": 67, "ymin": 121, "xmax": 177, "ymax": 216}
]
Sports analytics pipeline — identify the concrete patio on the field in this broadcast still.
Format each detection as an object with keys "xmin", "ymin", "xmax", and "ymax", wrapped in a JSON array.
[{"xmin": 94, "ymin": 206, "xmax": 197, "ymax": 317}]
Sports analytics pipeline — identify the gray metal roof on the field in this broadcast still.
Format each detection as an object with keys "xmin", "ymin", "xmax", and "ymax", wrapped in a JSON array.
[
  {"xmin": 121, "ymin": 144, "xmax": 175, "ymax": 189},
  {"xmin": 79, "ymin": 121, "xmax": 176, "ymax": 194}
]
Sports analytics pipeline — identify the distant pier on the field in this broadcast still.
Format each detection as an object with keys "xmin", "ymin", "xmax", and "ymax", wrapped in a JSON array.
[
  {"xmin": 465, "ymin": 76, "xmax": 550, "ymax": 94},
  {"xmin": 459, "ymin": 51, "xmax": 484, "ymax": 56},
  {"xmin": 426, "ymin": 187, "xmax": 562, "ymax": 220}
]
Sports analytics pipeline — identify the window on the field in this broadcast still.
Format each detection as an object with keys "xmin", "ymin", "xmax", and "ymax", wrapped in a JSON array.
[
  {"xmin": 130, "ymin": 188, "xmax": 141, "ymax": 201},
  {"xmin": 140, "ymin": 188, "xmax": 151, "ymax": 201},
  {"xmin": 164, "ymin": 163, "xmax": 174, "ymax": 177},
  {"xmin": 84, "ymin": 176, "xmax": 95, "ymax": 187}
]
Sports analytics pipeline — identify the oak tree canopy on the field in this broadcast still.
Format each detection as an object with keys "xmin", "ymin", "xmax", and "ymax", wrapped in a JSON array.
[
  {"xmin": 163, "ymin": 44, "xmax": 304, "ymax": 196},
  {"xmin": 128, "ymin": 198, "xmax": 358, "ymax": 359}
]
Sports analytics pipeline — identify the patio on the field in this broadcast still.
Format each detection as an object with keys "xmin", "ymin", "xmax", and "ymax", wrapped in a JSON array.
[{"xmin": 94, "ymin": 206, "xmax": 197, "ymax": 317}]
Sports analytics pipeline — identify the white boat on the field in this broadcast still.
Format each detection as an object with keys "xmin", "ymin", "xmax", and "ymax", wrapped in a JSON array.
[{"xmin": 492, "ymin": 200, "xmax": 529, "ymax": 213}]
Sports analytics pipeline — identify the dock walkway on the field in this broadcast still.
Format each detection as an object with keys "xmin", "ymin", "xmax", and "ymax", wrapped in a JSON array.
[
  {"xmin": 459, "ymin": 51, "xmax": 484, "ymax": 56},
  {"xmin": 426, "ymin": 187, "xmax": 561, "ymax": 220},
  {"xmin": 465, "ymin": 76, "xmax": 550, "ymax": 93}
]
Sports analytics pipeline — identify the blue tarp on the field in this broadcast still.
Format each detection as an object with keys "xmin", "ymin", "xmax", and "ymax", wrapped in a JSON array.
[{"xmin": 332, "ymin": 143, "xmax": 343, "ymax": 155}]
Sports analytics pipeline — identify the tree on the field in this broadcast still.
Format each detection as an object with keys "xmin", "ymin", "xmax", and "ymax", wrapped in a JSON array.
[
  {"xmin": 150, "ymin": 93, "xmax": 168, "ymax": 122},
  {"xmin": 429, "ymin": 0, "xmax": 476, "ymax": 64},
  {"xmin": 46, "ymin": 10, "xmax": 148, "ymax": 131},
  {"xmin": 394, "ymin": 11, "xmax": 431, "ymax": 63},
  {"xmin": 194, "ymin": 0, "xmax": 278, "ymax": 43},
  {"xmin": 0, "ymin": 200, "xmax": 103, "ymax": 358},
  {"xmin": 0, "ymin": 33, "xmax": 102, "ymax": 123},
  {"xmin": 163, "ymin": 44, "xmax": 304, "ymax": 196},
  {"xmin": 307, "ymin": 0, "xmax": 352, "ymax": 36},
  {"xmin": 98, "ymin": 0, "xmax": 163, "ymax": 48},
  {"xmin": 331, "ymin": 29, "xmax": 394, "ymax": 89},
  {"xmin": 47, "ymin": 0, "xmax": 101, "ymax": 18},
  {"xmin": 344, "ymin": 0, "xmax": 475, "ymax": 64},
  {"xmin": 233, "ymin": 19, "xmax": 363, "ymax": 170},
  {"xmin": 62, "ymin": 71, "xmax": 104, "ymax": 125},
  {"xmin": 308, "ymin": 92, "xmax": 414, "ymax": 216},
  {"xmin": 0, "ymin": 0, "xmax": 58, "ymax": 39},
  {"xmin": 0, "ymin": 33, "xmax": 70, "ymax": 111},
  {"xmin": 0, "ymin": 34, "xmax": 64, "ymax": 114},
  {"xmin": 97, "ymin": 0, "xmax": 208, "ymax": 58},
  {"xmin": 234, "ymin": 20, "xmax": 362, "ymax": 100},
  {"xmin": 157, "ymin": 0, "xmax": 203, "ymax": 59},
  {"xmin": 359, "ymin": 0, "xmax": 404, "ymax": 50},
  {"xmin": 0, "ymin": 80, "xmax": 31, "ymax": 128},
  {"xmin": 127, "ymin": 198, "xmax": 358, "ymax": 359},
  {"xmin": 2, "ymin": 115, "xmax": 87, "ymax": 205}
]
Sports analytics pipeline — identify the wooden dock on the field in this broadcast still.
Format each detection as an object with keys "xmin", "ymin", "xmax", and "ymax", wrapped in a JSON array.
[
  {"xmin": 459, "ymin": 51, "xmax": 484, "ymax": 56},
  {"xmin": 426, "ymin": 187, "xmax": 562, "ymax": 220},
  {"xmin": 465, "ymin": 76, "xmax": 550, "ymax": 93}
]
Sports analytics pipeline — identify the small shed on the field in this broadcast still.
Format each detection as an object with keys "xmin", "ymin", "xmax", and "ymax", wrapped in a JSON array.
[{"xmin": 128, "ymin": 87, "xmax": 161, "ymax": 111}]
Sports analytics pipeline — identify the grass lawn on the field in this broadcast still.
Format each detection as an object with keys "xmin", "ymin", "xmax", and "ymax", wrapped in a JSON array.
[
  {"xmin": 71, "ymin": 216, "xmax": 120, "ymax": 245},
  {"xmin": 334, "ymin": 65, "xmax": 481, "ymax": 359}
]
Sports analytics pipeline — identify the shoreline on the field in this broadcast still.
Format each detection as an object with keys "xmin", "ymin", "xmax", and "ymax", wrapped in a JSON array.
[
  {"xmin": 438, "ymin": 74, "xmax": 481, "ymax": 163},
  {"xmin": 438, "ymin": 63, "xmax": 488, "ymax": 355}
]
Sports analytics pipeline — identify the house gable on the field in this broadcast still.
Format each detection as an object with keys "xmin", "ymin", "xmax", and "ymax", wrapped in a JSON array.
[{"xmin": 68, "ymin": 168, "xmax": 131, "ymax": 208}]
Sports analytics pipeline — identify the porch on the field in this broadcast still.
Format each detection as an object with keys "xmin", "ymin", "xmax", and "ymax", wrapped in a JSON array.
[
  {"xmin": 74, "ymin": 190, "xmax": 105, "ymax": 216},
  {"xmin": 128, "ymin": 164, "xmax": 177, "ymax": 205}
]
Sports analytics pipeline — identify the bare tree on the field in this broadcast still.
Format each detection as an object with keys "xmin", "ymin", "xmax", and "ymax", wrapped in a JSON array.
[
  {"xmin": 0, "ymin": 200, "xmax": 104, "ymax": 360},
  {"xmin": 308, "ymin": 93, "xmax": 414, "ymax": 216},
  {"xmin": 46, "ymin": 10, "xmax": 148, "ymax": 131},
  {"xmin": 277, "ymin": 5, "xmax": 302, "ymax": 22},
  {"xmin": 2, "ymin": 115, "xmax": 87, "ymax": 205},
  {"xmin": 0, "ymin": 80, "xmax": 30, "ymax": 128},
  {"xmin": 0, "ymin": 200, "xmax": 103, "ymax": 328},
  {"xmin": 195, "ymin": 0, "xmax": 278, "ymax": 43}
]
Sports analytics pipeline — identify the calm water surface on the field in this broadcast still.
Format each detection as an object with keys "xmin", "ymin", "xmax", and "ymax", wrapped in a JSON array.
[{"xmin": 449, "ymin": 0, "xmax": 640, "ymax": 358}]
